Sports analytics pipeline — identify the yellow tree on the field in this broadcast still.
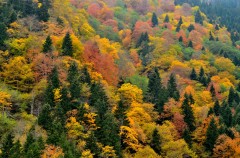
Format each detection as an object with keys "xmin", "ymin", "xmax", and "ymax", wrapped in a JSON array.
[{"xmin": 0, "ymin": 91, "xmax": 11, "ymax": 112}]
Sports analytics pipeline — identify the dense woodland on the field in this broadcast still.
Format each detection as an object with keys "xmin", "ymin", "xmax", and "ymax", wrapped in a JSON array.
[{"xmin": 1, "ymin": 0, "xmax": 240, "ymax": 157}]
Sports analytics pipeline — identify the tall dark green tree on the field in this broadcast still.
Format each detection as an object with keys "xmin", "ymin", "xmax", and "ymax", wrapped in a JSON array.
[
  {"xmin": 209, "ymin": 31, "xmax": 215, "ymax": 41},
  {"xmin": 0, "ymin": 22, "xmax": 8, "ymax": 50},
  {"xmin": 150, "ymin": 128, "xmax": 161, "ymax": 154},
  {"xmin": 183, "ymin": 129, "xmax": 192, "ymax": 147},
  {"xmin": 38, "ymin": 104, "xmax": 52, "ymax": 130},
  {"xmin": 42, "ymin": 35, "xmax": 53, "ymax": 53},
  {"xmin": 210, "ymin": 84, "xmax": 216, "ymax": 98},
  {"xmin": 204, "ymin": 118, "xmax": 218, "ymax": 153},
  {"xmin": 182, "ymin": 94, "xmax": 196, "ymax": 132},
  {"xmin": 85, "ymin": 132, "xmax": 101, "ymax": 157},
  {"xmin": 9, "ymin": 140, "xmax": 22, "ymax": 158},
  {"xmin": 179, "ymin": 36, "xmax": 183, "ymax": 42},
  {"xmin": 228, "ymin": 87, "xmax": 235, "ymax": 106},
  {"xmin": 213, "ymin": 100, "xmax": 220, "ymax": 116},
  {"xmin": 37, "ymin": 0, "xmax": 50, "ymax": 22},
  {"xmin": 188, "ymin": 40, "xmax": 193, "ymax": 48},
  {"xmin": 187, "ymin": 24, "xmax": 195, "ymax": 32},
  {"xmin": 190, "ymin": 68, "xmax": 197, "ymax": 80},
  {"xmin": 115, "ymin": 100, "xmax": 129, "ymax": 126},
  {"xmin": 222, "ymin": 106, "xmax": 232, "ymax": 127},
  {"xmin": 176, "ymin": 16, "xmax": 183, "ymax": 32},
  {"xmin": 167, "ymin": 73, "xmax": 180, "ymax": 101},
  {"xmin": 0, "ymin": 133, "xmax": 14, "ymax": 158},
  {"xmin": 151, "ymin": 12, "xmax": 158, "ymax": 27},
  {"xmin": 62, "ymin": 32, "xmax": 73, "ymax": 56},
  {"xmin": 164, "ymin": 14, "xmax": 169, "ymax": 23},
  {"xmin": 195, "ymin": 10, "xmax": 203, "ymax": 25},
  {"xmin": 147, "ymin": 68, "xmax": 167, "ymax": 112}
]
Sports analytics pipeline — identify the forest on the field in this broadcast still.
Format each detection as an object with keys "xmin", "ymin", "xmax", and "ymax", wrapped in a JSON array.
[{"xmin": 1, "ymin": 0, "xmax": 240, "ymax": 157}]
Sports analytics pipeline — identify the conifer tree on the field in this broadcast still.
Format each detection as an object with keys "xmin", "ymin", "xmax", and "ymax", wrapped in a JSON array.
[
  {"xmin": 215, "ymin": 24, "xmax": 219, "ymax": 30},
  {"xmin": 182, "ymin": 94, "xmax": 196, "ymax": 132},
  {"xmin": 222, "ymin": 106, "xmax": 232, "ymax": 127},
  {"xmin": 42, "ymin": 35, "xmax": 52, "ymax": 53},
  {"xmin": 0, "ymin": 23, "xmax": 8, "ymax": 50},
  {"xmin": 85, "ymin": 132, "xmax": 101, "ymax": 157},
  {"xmin": 38, "ymin": 104, "xmax": 52, "ymax": 130},
  {"xmin": 187, "ymin": 24, "xmax": 195, "ymax": 32},
  {"xmin": 213, "ymin": 100, "xmax": 220, "ymax": 116},
  {"xmin": 190, "ymin": 68, "xmax": 197, "ymax": 80},
  {"xmin": 115, "ymin": 100, "xmax": 129, "ymax": 126},
  {"xmin": 167, "ymin": 73, "xmax": 180, "ymax": 101},
  {"xmin": 179, "ymin": 36, "xmax": 183, "ymax": 42},
  {"xmin": 62, "ymin": 32, "xmax": 73, "ymax": 56},
  {"xmin": 81, "ymin": 66, "xmax": 91, "ymax": 84},
  {"xmin": 147, "ymin": 68, "xmax": 167, "ymax": 112},
  {"xmin": 0, "ymin": 133, "xmax": 14, "ymax": 158},
  {"xmin": 228, "ymin": 87, "xmax": 235, "ymax": 106},
  {"xmin": 208, "ymin": 107, "xmax": 214, "ymax": 116},
  {"xmin": 176, "ymin": 25, "xmax": 181, "ymax": 32},
  {"xmin": 183, "ymin": 129, "xmax": 192, "ymax": 147},
  {"xmin": 195, "ymin": 10, "xmax": 203, "ymax": 25},
  {"xmin": 199, "ymin": 67, "xmax": 205, "ymax": 80},
  {"xmin": 209, "ymin": 31, "xmax": 215, "ymax": 41},
  {"xmin": 24, "ymin": 133, "xmax": 35, "ymax": 154},
  {"xmin": 204, "ymin": 118, "xmax": 218, "ymax": 153},
  {"xmin": 9, "ymin": 140, "xmax": 22, "ymax": 158},
  {"xmin": 188, "ymin": 40, "xmax": 193, "ymax": 48},
  {"xmin": 37, "ymin": 0, "xmax": 50, "ymax": 22},
  {"xmin": 150, "ymin": 128, "xmax": 161, "ymax": 154},
  {"xmin": 210, "ymin": 84, "xmax": 216, "ymax": 98},
  {"xmin": 176, "ymin": 16, "xmax": 183, "ymax": 32},
  {"xmin": 151, "ymin": 12, "xmax": 158, "ymax": 27},
  {"xmin": 164, "ymin": 14, "xmax": 169, "ymax": 23}
]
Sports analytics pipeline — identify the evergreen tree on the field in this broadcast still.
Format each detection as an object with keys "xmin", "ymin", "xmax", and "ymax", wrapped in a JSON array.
[
  {"xmin": 204, "ymin": 118, "xmax": 218, "ymax": 153},
  {"xmin": 179, "ymin": 36, "xmax": 183, "ymax": 42},
  {"xmin": 164, "ymin": 14, "xmax": 169, "ymax": 23},
  {"xmin": 25, "ymin": 142, "xmax": 42, "ymax": 158},
  {"xmin": 151, "ymin": 12, "xmax": 158, "ymax": 27},
  {"xmin": 209, "ymin": 31, "xmax": 215, "ymax": 41},
  {"xmin": 62, "ymin": 32, "xmax": 73, "ymax": 56},
  {"xmin": 85, "ymin": 132, "xmax": 101, "ymax": 157},
  {"xmin": 67, "ymin": 62, "xmax": 81, "ymax": 102},
  {"xmin": 60, "ymin": 87, "xmax": 71, "ymax": 112},
  {"xmin": 37, "ymin": 0, "xmax": 50, "ymax": 22},
  {"xmin": 187, "ymin": 24, "xmax": 195, "ymax": 32},
  {"xmin": 208, "ymin": 107, "xmax": 214, "ymax": 116},
  {"xmin": 222, "ymin": 106, "xmax": 232, "ymax": 127},
  {"xmin": 182, "ymin": 94, "xmax": 195, "ymax": 132},
  {"xmin": 183, "ymin": 129, "xmax": 192, "ymax": 147},
  {"xmin": 0, "ymin": 133, "xmax": 14, "ymax": 158},
  {"xmin": 150, "ymin": 128, "xmax": 161, "ymax": 154},
  {"xmin": 188, "ymin": 40, "xmax": 193, "ymax": 48},
  {"xmin": 81, "ymin": 66, "xmax": 91, "ymax": 84},
  {"xmin": 210, "ymin": 84, "xmax": 216, "ymax": 98},
  {"xmin": 115, "ymin": 100, "xmax": 129, "ymax": 126},
  {"xmin": 9, "ymin": 140, "xmax": 22, "ymax": 158},
  {"xmin": 213, "ymin": 100, "xmax": 220, "ymax": 116},
  {"xmin": 167, "ymin": 73, "xmax": 180, "ymax": 101},
  {"xmin": 147, "ymin": 68, "xmax": 167, "ymax": 112},
  {"xmin": 195, "ymin": 10, "xmax": 203, "ymax": 25},
  {"xmin": 190, "ymin": 68, "xmax": 197, "ymax": 80},
  {"xmin": 38, "ymin": 104, "xmax": 52, "ymax": 130},
  {"xmin": 199, "ymin": 67, "xmax": 205, "ymax": 79},
  {"xmin": 42, "ymin": 35, "xmax": 52, "ymax": 53},
  {"xmin": 176, "ymin": 25, "xmax": 181, "ymax": 32},
  {"xmin": 0, "ymin": 22, "xmax": 8, "ymax": 50},
  {"xmin": 176, "ymin": 16, "xmax": 183, "ymax": 32},
  {"xmin": 24, "ymin": 133, "xmax": 35, "ymax": 154},
  {"xmin": 228, "ymin": 87, "xmax": 235, "ymax": 106},
  {"xmin": 215, "ymin": 24, "xmax": 219, "ymax": 30}
]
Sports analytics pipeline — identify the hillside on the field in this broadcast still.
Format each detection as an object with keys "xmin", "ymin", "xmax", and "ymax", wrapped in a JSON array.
[{"xmin": 1, "ymin": 0, "xmax": 240, "ymax": 157}]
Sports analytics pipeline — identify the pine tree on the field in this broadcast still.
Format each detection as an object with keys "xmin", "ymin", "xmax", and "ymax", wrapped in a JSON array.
[
  {"xmin": 176, "ymin": 17, "xmax": 183, "ymax": 32},
  {"xmin": 60, "ymin": 87, "xmax": 71, "ymax": 112},
  {"xmin": 182, "ymin": 94, "xmax": 196, "ymax": 132},
  {"xmin": 0, "ymin": 22, "xmax": 8, "ymax": 50},
  {"xmin": 38, "ymin": 104, "xmax": 52, "ymax": 130},
  {"xmin": 187, "ymin": 24, "xmax": 195, "ymax": 32},
  {"xmin": 190, "ymin": 68, "xmax": 197, "ymax": 80},
  {"xmin": 183, "ymin": 129, "xmax": 192, "ymax": 147},
  {"xmin": 204, "ymin": 118, "xmax": 218, "ymax": 153},
  {"xmin": 215, "ymin": 24, "xmax": 220, "ymax": 30},
  {"xmin": 209, "ymin": 31, "xmax": 215, "ymax": 41},
  {"xmin": 9, "ymin": 140, "xmax": 22, "ymax": 158},
  {"xmin": 37, "ymin": 0, "xmax": 50, "ymax": 22},
  {"xmin": 167, "ymin": 73, "xmax": 180, "ymax": 101},
  {"xmin": 179, "ymin": 36, "xmax": 183, "ymax": 42},
  {"xmin": 25, "ymin": 142, "xmax": 42, "ymax": 158},
  {"xmin": 208, "ymin": 107, "xmax": 214, "ymax": 116},
  {"xmin": 0, "ymin": 133, "xmax": 14, "ymax": 158},
  {"xmin": 151, "ymin": 12, "xmax": 158, "ymax": 27},
  {"xmin": 115, "ymin": 100, "xmax": 129, "ymax": 126},
  {"xmin": 85, "ymin": 132, "xmax": 101, "ymax": 157},
  {"xmin": 210, "ymin": 84, "xmax": 216, "ymax": 98},
  {"xmin": 199, "ymin": 67, "xmax": 205, "ymax": 79},
  {"xmin": 81, "ymin": 66, "xmax": 91, "ymax": 84},
  {"xmin": 213, "ymin": 100, "xmax": 220, "ymax": 116},
  {"xmin": 228, "ymin": 87, "xmax": 235, "ymax": 106},
  {"xmin": 222, "ymin": 106, "xmax": 232, "ymax": 127},
  {"xmin": 164, "ymin": 14, "xmax": 169, "ymax": 23},
  {"xmin": 42, "ymin": 35, "xmax": 52, "ymax": 53},
  {"xmin": 67, "ymin": 62, "xmax": 81, "ymax": 101},
  {"xmin": 147, "ymin": 68, "xmax": 167, "ymax": 112},
  {"xmin": 188, "ymin": 40, "xmax": 193, "ymax": 48},
  {"xmin": 150, "ymin": 128, "xmax": 161, "ymax": 154},
  {"xmin": 62, "ymin": 32, "xmax": 73, "ymax": 56},
  {"xmin": 176, "ymin": 25, "xmax": 181, "ymax": 32},
  {"xmin": 195, "ymin": 10, "xmax": 203, "ymax": 25}
]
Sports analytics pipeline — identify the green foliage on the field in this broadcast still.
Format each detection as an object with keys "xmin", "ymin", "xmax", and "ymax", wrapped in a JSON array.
[
  {"xmin": 0, "ymin": 133, "xmax": 14, "ymax": 158},
  {"xmin": 150, "ymin": 128, "xmax": 161, "ymax": 154},
  {"xmin": 151, "ymin": 12, "xmax": 158, "ymax": 27},
  {"xmin": 164, "ymin": 14, "xmax": 170, "ymax": 23},
  {"xmin": 42, "ymin": 35, "xmax": 53, "ymax": 53},
  {"xmin": 195, "ymin": 10, "xmax": 203, "ymax": 25},
  {"xmin": 62, "ymin": 32, "xmax": 73, "ymax": 56},
  {"xmin": 204, "ymin": 118, "xmax": 218, "ymax": 153},
  {"xmin": 167, "ymin": 73, "xmax": 180, "ymax": 101}
]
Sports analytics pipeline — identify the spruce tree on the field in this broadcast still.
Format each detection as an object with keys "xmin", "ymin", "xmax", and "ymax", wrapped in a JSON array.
[
  {"xmin": 0, "ymin": 22, "xmax": 8, "ymax": 50},
  {"xmin": 164, "ymin": 14, "xmax": 169, "ymax": 23},
  {"xmin": 199, "ymin": 67, "xmax": 205, "ymax": 80},
  {"xmin": 24, "ymin": 133, "xmax": 35, "ymax": 154},
  {"xmin": 115, "ymin": 100, "xmax": 129, "ymax": 126},
  {"xmin": 147, "ymin": 68, "xmax": 167, "ymax": 112},
  {"xmin": 210, "ymin": 84, "xmax": 216, "ymax": 98},
  {"xmin": 213, "ymin": 100, "xmax": 220, "ymax": 116},
  {"xmin": 179, "ymin": 36, "xmax": 183, "ymax": 42},
  {"xmin": 182, "ymin": 94, "xmax": 196, "ymax": 132},
  {"xmin": 183, "ymin": 129, "xmax": 192, "ymax": 147},
  {"xmin": 85, "ymin": 132, "xmax": 101, "ymax": 157},
  {"xmin": 190, "ymin": 68, "xmax": 197, "ymax": 80},
  {"xmin": 38, "ymin": 104, "xmax": 52, "ymax": 130},
  {"xmin": 25, "ymin": 142, "xmax": 42, "ymax": 158},
  {"xmin": 222, "ymin": 106, "xmax": 232, "ymax": 127},
  {"xmin": 150, "ymin": 128, "xmax": 161, "ymax": 154},
  {"xmin": 209, "ymin": 31, "xmax": 215, "ymax": 41},
  {"xmin": 176, "ymin": 17, "xmax": 183, "ymax": 32},
  {"xmin": 62, "ymin": 32, "xmax": 73, "ymax": 56},
  {"xmin": 215, "ymin": 24, "xmax": 219, "ymax": 30},
  {"xmin": 167, "ymin": 73, "xmax": 180, "ymax": 101},
  {"xmin": 195, "ymin": 10, "xmax": 203, "ymax": 25},
  {"xmin": 228, "ymin": 87, "xmax": 235, "ymax": 106},
  {"xmin": 37, "ymin": 0, "xmax": 50, "ymax": 22},
  {"xmin": 187, "ymin": 24, "xmax": 195, "ymax": 32},
  {"xmin": 188, "ymin": 40, "xmax": 193, "ymax": 48},
  {"xmin": 204, "ymin": 118, "xmax": 218, "ymax": 153},
  {"xmin": 0, "ymin": 133, "xmax": 14, "ymax": 158},
  {"xmin": 42, "ymin": 35, "xmax": 53, "ymax": 53},
  {"xmin": 208, "ymin": 107, "xmax": 214, "ymax": 116},
  {"xmin": 151, "ymin": 12, "xmax": 158, "ymax": 27},
  {"xmin": 9, "ymin": 140, "xmax": 22, "ymax": 158}
]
